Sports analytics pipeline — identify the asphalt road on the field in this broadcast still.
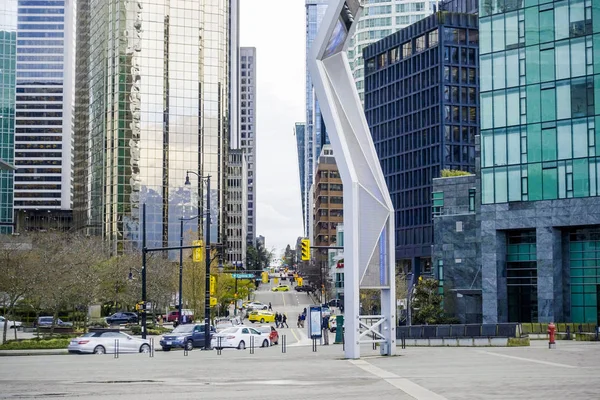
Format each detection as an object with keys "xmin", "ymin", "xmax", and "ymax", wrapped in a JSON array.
[{"xmin": 2, "ymin": 340, "xmax": 600, "ymax": 399}]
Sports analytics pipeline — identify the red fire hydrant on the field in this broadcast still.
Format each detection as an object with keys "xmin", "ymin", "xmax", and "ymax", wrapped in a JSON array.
[{"xmin": 548, "ymin": 322, "xmax": 556, "ymax": 349}]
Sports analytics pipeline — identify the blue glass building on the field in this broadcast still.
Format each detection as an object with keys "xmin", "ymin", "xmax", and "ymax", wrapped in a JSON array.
[
  {"xmin": 0, "ymin": 1, "xmax": 17, "ymax": 234},
  {"xmin": 364, "ymin": 12, "xmax": 479, "ymax": 274},
  {"xmin": 305, "ymin": 0, "xmax": 329, "ymax": 237},
  {"xmin": 294, "ymin": 122, "xmax": 307, "ymax": 233}
]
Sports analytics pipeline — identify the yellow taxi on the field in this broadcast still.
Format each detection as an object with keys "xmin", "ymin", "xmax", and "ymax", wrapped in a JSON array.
[
  {"xmin": 271, "ymin": 284, "xmax": 290, "ymax": 292},
  {"xmin": 248, "ymin": 311, "xmax": 275, "ymax": 324}
]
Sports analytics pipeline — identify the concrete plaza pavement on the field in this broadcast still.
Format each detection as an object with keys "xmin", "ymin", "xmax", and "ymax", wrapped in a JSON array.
[{"xmin": 1, "ymin": 340, "xmax": 600, "ymax": 399}]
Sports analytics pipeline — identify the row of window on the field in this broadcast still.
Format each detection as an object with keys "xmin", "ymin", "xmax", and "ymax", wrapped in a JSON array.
[
  {"xmin": 482, "ymin": 118, "xmax": 599, "ymax": 170},
  {"xmin": 482, "ymin": 156, "xmax": 600, "ymax": 203},
  {"xmin": 481, "ymin": 36, "xmax": 595, "ymax": 94}
]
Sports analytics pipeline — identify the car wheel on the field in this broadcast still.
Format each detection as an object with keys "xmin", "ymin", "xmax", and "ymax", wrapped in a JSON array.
[
  {"xmin": 238, "ymin": 340, "xmax": 246, "ymax": 350},
  {"xmin": 162, "ymin": 347, "xmax": 171, "ymax": 352},
  {"xmin": 185, "ymin": 340, "xmax": 193, "ymax": 351},
  {"xmin": 260, "ymin": 318, "xmax": 265, "ymax": 323},
  {"xmin": 262, "ymin": 340, "xmax": 269, "ymax": 348},
  {"xmin": 139, "ymin": 344, "xmax": 150, "ymax": 353},
  {"xmin": 93, "ymin": 345, "xmax": 106, "ymax": 355}
]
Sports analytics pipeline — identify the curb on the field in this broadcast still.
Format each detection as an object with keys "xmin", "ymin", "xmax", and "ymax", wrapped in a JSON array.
[{"xmin": 0, "ymin": 349, "xmax": 69, "ymax": 357}]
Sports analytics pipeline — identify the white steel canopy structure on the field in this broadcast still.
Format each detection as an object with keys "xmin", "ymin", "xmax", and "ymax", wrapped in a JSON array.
[{"xmin": 309, "ymin": 0, "xmax": 396, "ymax": 359}]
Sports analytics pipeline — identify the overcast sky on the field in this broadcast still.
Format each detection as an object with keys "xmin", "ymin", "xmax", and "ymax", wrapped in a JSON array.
[{"xmin": 240, "ymin": 0, "xmax": 306, "ymax": 256}]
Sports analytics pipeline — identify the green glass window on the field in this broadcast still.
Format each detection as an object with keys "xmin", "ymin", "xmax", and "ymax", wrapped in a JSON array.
[
  {"xmin": 557, "ymin": 80, "xmax": 572, "ymax": 120},
  {"xmin": 541, "ymin": 88, "xmax": 556, "ymax": 122},
  {"xmin": 495, "ymin": 129, "xmax": 507, "ymax": 165},
  {"xmin": 594, "ymin": 0, "xmax": 600, "ymax": 33},
  {"xmin": 528, "ymin": 162, "xmax": 543, "ymax": 200},
  {"xmin": 571, "ymin": 38, "xmax": 587, "ymax": 77},
  {"xmin": 555, "ymin": 2, "xmax": 570, "ymax": 40},
  {"xmin": 494, "ymin": 91, "xmax": 507, "ymax": 127},
  {"xmin": 539, "ymin": 49, "xmax": 555, "ymax": 82},
  {"xmin": 482, "ymin": 168, "xmax": 495, "ymax": 204},
  {"xmin": 495, "ymin": 167, "xmax": 508, "ymax": 202},
  {"xmin": 506, "ymin": 50, "xmax": 519, "ymax": 87},
  {"xmin": 481, "ymin": 54, "xmax": 492, "ymax": 91},
  {"xmin": 480, "ymin": 17, "xmax": 492, "ymax": 54},
  {"xmin": 492, "ymin": 15, "xmax": 506, "ymax": 52},
  {"xmin": 573, "ymin": 119, "xmax": 588, "ymax": 157},
  {"xmin": 542, "ymin": 167, "xmax": 558, "ymax": 199},
  {"xmin": 527, "ymin": 123, "xmax": 542, "ymax": 162},
  {"xmin": 542, "ymin": 128, "xmax": 557, "ymax": 161},
  {"xmin": 525, "ymin": 6, "xmax": 540, "ymax": 46},
  {"xmin": 508, "ymin": 165, "xmax": 522, "ymax": 201},
  {"xmin": 573, "ymin": 158, "xmax": 590, "ymax": 197},
  {"xmin": 506, "ymin": 11, "xmax": 519, "ymax": 48},
  {"xmin": 493, "ymin": 54, "xmax": 506, "ymax": 90},
  {"xmin": 525, "ymin": 45, "xmax": 540, "ymax": 85},
  {"xmin": 527, "ymin": 84, "xmax": 541, "ymax": 124},
  {"xmin": 555, "ymin": 41, "xmax": 571, "ymax": 80},
  {"xmin": 557, "ymin": 120, "xmax": 573, "ymax": 160},
  {"xmin": 539, "ymin": 9, "xmax": 554, "ymax": 43}
]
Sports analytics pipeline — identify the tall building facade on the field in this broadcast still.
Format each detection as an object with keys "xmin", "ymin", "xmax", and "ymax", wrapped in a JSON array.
[
  {"xmin": 479, "ymin": 0, "xmax": 600, "ymax": 325},
  {"xmin": 313, "ymin": 145, "xmax": 343, "ymax": 248},
  {"xmin": 240, "ymin": 47, "xmax": 256, "ymax": 246},
  {"xmin": 364, "ymin": 12, "xmax": 478, "ymax": 276},
  {"xmin": 348, "ymin": 0, "xmax": 438, "ymax": 103},
  {"xmin": 305, "ymin": 0, "xmax": 329, "ymax": 238},
  {"xmin": 225, "ymin": 149, "xmax": 247, "ymax": 269},
  {"xmin": 13, "ymin": 0, "xmax": 75, "ymax": 215},
  {"xmin": 75, "ymin": 0, "xmax": 230, "ymax": 254},
  {"xmin": 294, "ymin": 122, "xmax": 307, "ymax": 233},
  {"xmin": 0, "ymin": 0, "xmax": 17, "ymax": 235}
]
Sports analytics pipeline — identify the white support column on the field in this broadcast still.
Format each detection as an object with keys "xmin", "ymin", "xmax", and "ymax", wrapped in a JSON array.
[{"xmin": 309, "ymin": 0, "xmax": 397, "ymax": 359}]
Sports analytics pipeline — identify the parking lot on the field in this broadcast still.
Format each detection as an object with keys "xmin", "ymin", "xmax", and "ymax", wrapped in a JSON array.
[{"xmin": 1, "ymin": 340, "xmax": 600, "ymax": 399}]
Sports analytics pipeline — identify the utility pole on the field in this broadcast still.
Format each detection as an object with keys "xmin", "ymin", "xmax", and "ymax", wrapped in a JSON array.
[{"xmin": 204, "ymin": 175, "xmax": 211, "ymax": 350}]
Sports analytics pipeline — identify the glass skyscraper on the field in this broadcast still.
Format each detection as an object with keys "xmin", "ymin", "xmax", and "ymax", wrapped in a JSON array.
[
  {"xmin": 240, "ymin": 47, "xmax": 256, "ymax": 246},
  {"xmin": 305, "ymin": 0, "xmax": 328, "ymax": 238},
  {"xmin": 0, "ymin": 1, "xmax": 17, "ymax": 235},
  {"xmin": 348, "ymin": 0, "xmax": 438, "ymax": 103},
  {"xmin": 294, "ymin": 122, "xmax": 307, "ymax": 233},
  {"xmin": 13, "ymin": 0, "xmax": 74, "ymax": 213},
  {"xmin": 479, "ymin": 0, "xmax": 600, "ymax": 325},
  {"xmin": 75, "ymin": 0, "xmax": 230, "ymax": 254}
]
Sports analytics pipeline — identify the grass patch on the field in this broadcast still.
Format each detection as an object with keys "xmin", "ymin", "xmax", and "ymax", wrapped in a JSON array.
[
  {"xmin": 0, "ymin": 337, "xmax": 71, "ymax": 350},
  {"xmin": 507, "ymin": 337, "xmax": 530, "ymax": 347}
]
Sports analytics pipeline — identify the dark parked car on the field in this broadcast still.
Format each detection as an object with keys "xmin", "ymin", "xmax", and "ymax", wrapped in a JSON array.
[
  {"xmin": 327, "ymin": 299, "xmax": 342, "ymax": 308},
  {"xmin": 106, "ymin": 312, "xmax": 138, "ymax": 325},
  {"xmin": 294, "ymin": 285, "xmax": 316, "ymax": 293},
  {"xmin": 36, "ymin": 316, "xmax": 73, "ymax": 328},
  {"xmin": 160, "ymin": 323, "xmax": 215, "ymax": 351}
]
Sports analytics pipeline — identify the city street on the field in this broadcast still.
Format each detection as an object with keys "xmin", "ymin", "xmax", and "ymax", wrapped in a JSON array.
[{"xmin": 1, "ymin": 337, "xmax": 600, "ymax": 399}]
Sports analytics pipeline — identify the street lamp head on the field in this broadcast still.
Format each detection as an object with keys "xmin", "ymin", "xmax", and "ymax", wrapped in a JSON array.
[{"xmin": 184, "ymin": 173, "xmax": 191, "ymax": 186}]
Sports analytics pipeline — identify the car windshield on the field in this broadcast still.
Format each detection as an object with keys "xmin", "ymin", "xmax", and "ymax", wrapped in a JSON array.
[
  {"xmin": 219, "ymin": 327, "xmax": 238, "ymax": 334},
  {"xmin": 172, "ymin": 325, "xmax": 195, "ymax": 333}
]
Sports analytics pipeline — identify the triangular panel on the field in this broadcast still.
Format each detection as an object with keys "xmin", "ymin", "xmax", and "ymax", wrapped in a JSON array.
[{"xmin": 358, "ymin": 184, "xmax": 388, "ymax": 284}]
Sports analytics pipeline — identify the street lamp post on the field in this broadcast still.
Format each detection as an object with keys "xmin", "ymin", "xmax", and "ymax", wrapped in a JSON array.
[
  {"xmin": 178, "ymin": 216, "xmax": 199, "ymax": 325},
  {"xmin": 185, "ymin": 172, "xmax": 212, "ymax": 350}
]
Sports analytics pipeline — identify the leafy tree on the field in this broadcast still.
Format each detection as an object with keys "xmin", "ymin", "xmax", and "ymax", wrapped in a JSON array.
[
  {"xmin": 411, "ymin": 278, "xmax": 444, "ymax": 325},
  {"xmin": 0, "ymin": 235, "xmax": 39, "ymax": 342}
]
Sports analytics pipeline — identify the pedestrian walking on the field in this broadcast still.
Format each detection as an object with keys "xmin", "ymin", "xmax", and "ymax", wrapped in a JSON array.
[
  {"xmin": 322, "ymin": 315, "xmax": 330, "ymax": 345},
  {"xmin": 300, "ymin": 313, "xmax": 306, "ymax": 328},
  {"xmin": 282, "ymin": 313, "xmax": 289, "ymax": 328},
  {"xmin": 297, "ymin": 314, "xmax": 302, "ymax": 328},
  {"xmin": 268, "ymin": 302, "xmax": 272, "ymax": 311},
  {"xmin": 275, "ymin": 312, "xmax": 280, "ymax": 328}
]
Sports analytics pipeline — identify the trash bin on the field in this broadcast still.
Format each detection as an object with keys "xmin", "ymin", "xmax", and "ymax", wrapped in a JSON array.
[{"xmin": 334, "ymin": 315, "xmax": 344, "ymax": 344}]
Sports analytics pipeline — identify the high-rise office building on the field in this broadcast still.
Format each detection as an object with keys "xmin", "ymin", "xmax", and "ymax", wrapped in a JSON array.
[
  {"xmin": 240, "ymin": 47, "xmax": 256, "ymax": 246},
  {"xmin": 225, "ymin": 149, "xmax": 247, "ymax": 269},
  {"xmin": 305, "ymin": 0, "xmax": 329, "ymax": 238},
  {"xmin": 364, "ymin": 12, "xmax": 478, "ymax": 277},
  {"xmin": 13, "ymin": 0, "xmax": 75, "ymax": 227},
  {"xmin": 348, "ymin": 0, "xmax": 438, "ymax": 103},
  {"xmin": 0, "ymin": 0, "xmax": 17, "ymax": 235},
  {"xmin": 294, "ymin": 122, "xmax": 307, "ymax": 233},
  {"xmin": 478, "ymin": 0, "xmax": 600, "ymax": 325},
  {"xmin": 75, "ymin": 1, "xmax": 230, "ymax": 254}
]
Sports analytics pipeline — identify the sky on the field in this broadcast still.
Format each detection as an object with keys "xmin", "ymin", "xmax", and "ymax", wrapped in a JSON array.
[{"xmin": 240, "ymin": 0, "xmax": 306, "ymax": 256}]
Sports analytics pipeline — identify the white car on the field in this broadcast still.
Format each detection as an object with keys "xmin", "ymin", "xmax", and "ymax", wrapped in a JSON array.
[
  {"xmin": 67, "ymin": 331, "xmax": 150, "ymax": 355},
  {"xmin": 211, "ymin": 326, "xmax": 269, "ymax": 350},
  {"xmin": 245, "ymin": 302, "xmax": 268, "ymax": 311},
  {"xmin": 0, "ymin": 316, "xmax": 22, "ymax": 330}
]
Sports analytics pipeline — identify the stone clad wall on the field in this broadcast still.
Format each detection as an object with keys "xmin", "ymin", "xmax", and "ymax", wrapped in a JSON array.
[{"xmin": 432, "ymin": 174, "xmax": 482, "ymax": 323}]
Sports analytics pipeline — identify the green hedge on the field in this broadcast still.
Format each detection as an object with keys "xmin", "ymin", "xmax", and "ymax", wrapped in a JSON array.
[
  {"xmin": 508, "ymin": 337, "xmax": 530, "ymax": 347},
  {"xmin": 0, "ymin": 337, "xmax": 72, "ymax": 350}
]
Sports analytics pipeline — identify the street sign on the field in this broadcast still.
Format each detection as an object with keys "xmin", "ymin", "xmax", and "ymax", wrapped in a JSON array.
[
  {"xmin": 210, "ymin": 297, "xmax": 217, "ymax": 306},
  {"xmin": 261, "ymin": 271, "xmax": 269, "ymax": 283},
  {"xmin": 192, "ymin": 240, "xmax": 204, "ymax": 262},
  {"xmin": 232, "ymin": 273, "xmax": 254, "ymax": 279},
  {"xmin": 308, "ymin": 305, "xmax": 322, "ymax": 339},
  {"xmin": 210, "ymin": 275, "xmax": 216, "ymax": 295},
  {"xmin": 297, "ymin": 277, "xmax": 303, "ymax": 286}
]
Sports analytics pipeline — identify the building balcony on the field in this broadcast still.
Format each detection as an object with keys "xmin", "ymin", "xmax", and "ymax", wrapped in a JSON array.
[{"xmin": 432, "ymin": 205, "xmax": 475, "ymax": 217}]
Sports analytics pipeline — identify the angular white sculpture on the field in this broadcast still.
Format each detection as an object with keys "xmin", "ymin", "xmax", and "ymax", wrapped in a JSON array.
[{"xmin": 309, "ymin": 0, "xmax": 396, "ymax": 358}]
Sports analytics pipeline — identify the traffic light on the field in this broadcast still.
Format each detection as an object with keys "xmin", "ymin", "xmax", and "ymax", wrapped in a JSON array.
[{"xmin": 301, "ymin": 238, "xmax": 310, "ymax": 261}]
